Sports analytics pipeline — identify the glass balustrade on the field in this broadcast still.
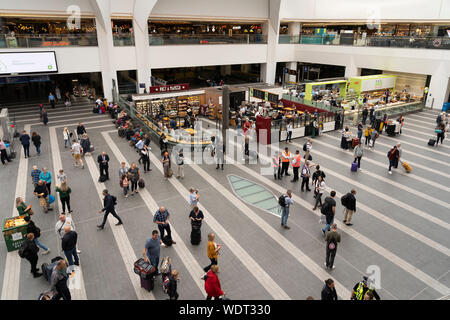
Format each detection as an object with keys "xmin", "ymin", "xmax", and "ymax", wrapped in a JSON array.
[
  {"xmin": 279, "ymin": 34, "xmax": 450, "ymax": 49},
  {"xmin": 113, "ymin": 33, "xmax": 135, "ymax": 46},
  {"xmin": 0, "ymin": 34, "xmax": 98, "ymax": 48},
  {"xmin": 149, "ymin": 33, "xmax": 267, "ymax": 45}
]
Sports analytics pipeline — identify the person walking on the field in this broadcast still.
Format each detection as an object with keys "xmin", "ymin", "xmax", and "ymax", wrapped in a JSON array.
[
  {"xmin": 290, "ymin": 150, "xmax": 301, "ymax": 182},
  {"xmin": 63, "ymin": 127, "xmax": 72, "ymax": 148},
  {"xmin": 62, "ymin": 226, "xmax": 79, "ymax": 266},
  {"xmin": 190, "ymin": 205, "xmax": 204, "ymax": 232},
  {"xmin": 387, "ymin": 145, "xmax": 399, "ymax": 174},
  {"xmin": 300, "ymin": 160, "xmax": 312, "ymax": 192},
  {"xmin": 34, "ymin": 180, "xmax": 51, "ymax": 213},
  {"xmin": 304, "ymin": 139, "xmax": 313, "ymax": 160},
  {"xmin": 279, "ymin": 189, "xmax": 294, "ymax": 230},
  {"xmin": 71, "ymin": 139, "xmax": 84, "ymax": 169},
  {"xmin": 31, "ymin": 132, "xmax": 41, "ymax": 156},
  {"xmin": 167, "ymin": 270, "xmax": 180, "ymax": 300},
  {"xmin": 311, "ymin": 165, "xmax": 326, "ymax": 186},
  {"xmin": 357, "ymin": 122, "xmax": 363, "ymax": 141},
  {"xmin": 321, "ymin": 279, "xmax": 338, "ymax": 300},
  {"xmin": 312, "ymin": 175, "xmax": 325, "ymax": 211},
  {"xmin": 42, "ymin": 108, "xmax": 48, "ymax": 126},
  {"xmin": 55, "ymin": 181, "xmax": 72, "ymax": 214},
  {"xmin": 272, "ymin": 151, "xmax": 281, "ymax": 180},
  {"xmin": 76, "ymin": 122, "xmax": 86, "ymax": 141},
  {"xmin": 363, "ymin": 126, "xmax": 372, "ymax": 146},
  {"xmin": 395, "ymin": 143, "xmax": 402, "ymax": 169},
  {"xmin": 143, "ymin": 230, "xmax": 163, "ymax": 274},
  {"xmin": 362, "ymin": 107, "xmax": 368, "ymax": 125},
  {"xmin": 141, "ymin": 144, "xmax": 151, "ymax": 173},
  {"xmin": 97, "ymin": 189, "xmax": 123, "ymax": 230},
  {"xmin": 436, "ymin": 122, "xmax": 446, "ymax": 146},
  {"xmin": 48, "ymin": 92, "xmax": 56, "ymax": 109},
  {"xmin": 353, "ymin": 142, "xmax": 364, "ymax": 169},
  {"xmin": 340, "ymin": 126, "xmax": 350, "ymax": 150},
  {"xmin": 286, "ymin": 122, "xmax": 293, "ymax": 143},
  {"xmin": 176, "ymin": 150, "xmax": 184, "ymax": 179},
  {"xmin": 20, "ymin": 233, "xmax": 42, "ymax": 278},
  {"xmin": 39, "ymin": 167, "xmax": 52, "ymax": 195},
  {"xmin": 97, "ymin": 151, "xmax": 110, "ymax": 181},
  {"xmin": 397, "ymin": 115, "xmax": 404, "ymax": 134},
  {"xmin": 342, "ymin": 190, "xmax": 357, "ymax": 226},
  {"xmin": 215, "ymin": 143, "xmax": 224, "ymax": 170},
  {"xmin": 203, "ymin": 233, "xmax": 220, "ymax": 272},
  {"xmin": 80, "ymin": 134, "xmax": 91, "ymax": 156},
  {"xmin": 204, "ymin": 265, "xmax": 224, "ymax": 300},
  {"xmin": 19, "ymin": 130, "xmax": 31, "ymax": 158},
  {"xmin": 30, "ymin": 165, "xmax": 41, "ymax": 187},
  {"xmin": 128, "ymin": 162, "xmax": 140, "ymax": 196},
  {"xmin": 50, "ymin": 260, "xmax": 71, "ymax": 300},
  {"xmin": 15, "ymin": 197, "xmax": 33, "ymax": 216},
  {"xmin": 280, "ymin": 147, "xmax": 291, "ymax": 177},
  {"xmin": 370, "ymin": 128, "xmax": 378, "ymax": 148},
  {"xmin": 324, "ymin": 223, "xmax": 340, "ymax": 269},
  {"xmin": 121, "ymin": 174, "xmax": 129, "ymax": 198},
  {"xmin": 153, "ymin": 207, "xmax": 176, "ymax": 244},
  {"xmin": 321, "ymin": 191, "xmax": 336, "ymax": 236},
  {"xmin": 0, "ymin": 138, "xmax": 12, "ymax": 165},
  {"xmin": 189, "ymin": 188, "xmax": 199, "ymax": 210},
  {"xmin": 24, "ymin": 215, "xmax": 50, "ymax": 255},
  {"xmin": 162, "ymin": 150, "xmax": 171, "ymax": 178}
]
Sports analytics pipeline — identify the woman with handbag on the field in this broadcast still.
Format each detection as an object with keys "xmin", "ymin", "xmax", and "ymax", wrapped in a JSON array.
[
  {"xmin": 63, "ymin": 127, "xmax": 72, "ymax": 148},
  {"xmin": 162, "ymin": 151, "xmax": 171, "ymax": 179},
  {"xmin": 128, "ymin": 162, "xmax": 140, "ymax": 196},
  {"xmin": 16, "ymin": 197, "xmax": 33, "ymax": 216}
]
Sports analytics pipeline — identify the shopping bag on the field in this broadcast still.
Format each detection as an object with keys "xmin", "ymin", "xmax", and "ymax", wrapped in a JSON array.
[
  {"xmin": 319, "ymin": 215, "xmax": 326, "ymax": 224},
  {"xmin": 48, "ymin": 195, "xmax": 55, "ymax": 204}
]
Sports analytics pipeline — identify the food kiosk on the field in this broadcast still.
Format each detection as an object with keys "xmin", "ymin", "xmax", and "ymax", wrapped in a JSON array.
[
  {"xmin": 3, "ymin": 215, "xmax": 28, "ymax": 252},
  {"xmin": 304, "ymin": 80, "xmax": 347, "ymax": 101},
  {"xmin": 346, "ymin": 74, "xmax": 397, "ymax": 103}
]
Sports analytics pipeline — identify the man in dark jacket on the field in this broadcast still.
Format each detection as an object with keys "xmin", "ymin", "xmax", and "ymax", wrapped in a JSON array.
[
  {"xmin": 24, "ymin": 216, "xmax": 50, "ymax": 254},
  {"xmin": 62, "ymin": 226, "xmax": 79, "ymax": 266},
  {"xmin": 33, "ymin": 180, "xmax": 51, "ymax": 213},
  {"xmin": 343, "ymin": 189, "xmax": 357, "ymax": 226},
  {"xmin": 362, "ymin": 107, "xmax": 368, "ymax": 125},
  {"xmin": 19, "ymin": 130, "xmax": 31, "ymax": 158},
  {"xmin": 321, "ymin": 279, "xmax": 338, "ymax": 300},
  {"xmin": 324, "ymin": 224, "xmax": 341, "ymax": 269},
  {"xmin": 311, "ymin": 164, "xmax": 326, "ymax": 186},
  {"xmin": 321, "ymin": 191, "xmax": 336, "ymax": 236},
  {"xmin": 97, "ymin": 152, "xmax": 110, "ymax": 180},
  {"xmin": 76, "ymin": 122, "xmax": 86, "ymax": 140},
  {"xmin": 21, "ymin": 233, "xmax": 42, "ymax": 278},
  {"xmin": 97, "ymin": 189, "xmax": 123, "ymax": 230},
  {"xmin": 51, "ymin": 259, "xmax": 71, "ymax": 300}
]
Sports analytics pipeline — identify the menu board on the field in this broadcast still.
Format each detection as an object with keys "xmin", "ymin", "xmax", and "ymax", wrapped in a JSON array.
[
  {"xmin": 0, "ymin": 51, "xmax": 58, "ymax": 75},
  {"xmin": 251, "ymin": 88, "xmax": 266, "ymax": 100},
  {"xmin": 268, "ymin": 92, "xmax": 279, "ymax": 103}
]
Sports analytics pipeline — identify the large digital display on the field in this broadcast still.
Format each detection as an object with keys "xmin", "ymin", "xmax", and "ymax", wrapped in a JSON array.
[{"xmin": 0, "ymin": 52, "xmax": 58, "ymax": 75}]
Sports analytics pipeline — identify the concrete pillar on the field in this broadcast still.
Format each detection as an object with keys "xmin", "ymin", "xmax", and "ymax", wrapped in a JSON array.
[
  {"xmin": 345, "ymin": 61, "xmax": 360, "ymax": 79},
  {"xmin": 288, "ymin": 22, "xmax": 300, "ymax": 43},
  {"xmin": 426, "ymin": 71, "xmax": 450, "ymax": 110},
  {"xmin": 260, "ymin": 0, "xmax": 281, "ymax": 84},
  {"xmin": 286, "ymin": 61, "xmax": 297, "ymax": 84}
]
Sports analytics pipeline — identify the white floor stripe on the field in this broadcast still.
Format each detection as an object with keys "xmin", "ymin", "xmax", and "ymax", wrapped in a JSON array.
[
  {"xmin": 26, "ymin": 115, "xmax": 109, "ymax": 127},
  {"xmin": 322, "ymin": 134, "xmax": 450, "ymax": 191},
  {"xmin": 1, "ymin": 124, "xmax": 30, "ymax": 300},
  {"xmin": 50, "ymin": 118, "xmax": 113, "ymax": 129},
  {"xmin": 405, "ymin": 118, "xmax": 438, "ymax": 127},
  {"xmin": 102, "ymin": 132, "xmax": 207, "ymax": 298},
  {"xmin": 16, "ymin": 112, "xmax": 94, "ymax": 125},
  {"xmin": 115, "ymin": 130, "xmax": 292, "ymax": 300},
  {"xmin": 396, "ymin": 128, "xmax": 450, "ymax": 151},
  {"xmin": 84, "ymin": 155, "xmax": 155, "ymax": 300},
  {"xmin": 225, "ymin": 152, "xmax": 450, "ymax": 296},
  {"xmin": 49, "ymin": 127, "xmax": 88, "ymax": 299},
  {"xmin": 11, "ymin": 106, "xmax": 91, "ymax": 118},
  {"xmin": 408, "ymin": 114, "xmax": 438, "ymax": 122}
]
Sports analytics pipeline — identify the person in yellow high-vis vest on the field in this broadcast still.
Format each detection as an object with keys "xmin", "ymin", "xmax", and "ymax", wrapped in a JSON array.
[
  {"xmin": 290, "ymin": 150, "xmax": 301, "ymax": 182},
  {"xmin": 351, "ymin": 277, "xmax": 380, "ymax": 300},
  {"xmin": 280, "ymin": 147, "xmax": 291, "ymax": 177}
]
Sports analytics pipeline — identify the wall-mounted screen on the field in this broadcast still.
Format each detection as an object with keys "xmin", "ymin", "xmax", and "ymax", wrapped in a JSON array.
[{"xmin": 0, "ymin": 51, "xmax": 58, "ymax": 75}]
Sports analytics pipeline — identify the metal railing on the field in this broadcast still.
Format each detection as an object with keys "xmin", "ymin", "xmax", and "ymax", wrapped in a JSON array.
[
  {"xmin": 344, "ymin": 101, "xmax": 424, "ymax": 124},
  {"xmin": 0, "ymin": 34, "xmax": 98, "ymax": 48},
  {"xmin": 113, "ymin": 33, "xmax": 135, "ymax": 46},
  {"xmin": 149, "ymin": 33, "xmax": 267, "ymax": 45},
  {"xmin": 279, "ymin": 34, "xmax": 450, "ymax": 49}
]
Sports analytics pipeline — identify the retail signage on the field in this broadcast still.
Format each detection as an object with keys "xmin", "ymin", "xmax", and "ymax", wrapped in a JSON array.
[
  {"xmin": 0, "ymin": 51, "xmax": 58, "ymax": 75},
  {"xmin": 42, "ymin": 41, "xmax": 71, "ymax": 47},
  {"xmin": 149, "ymin": 83, "xmax": 190, "ymax": 93},
  {"xmin": 361, "ymin": 76, "xmax": 396, "ymax": 92},
  {"xmin": 250, "ymin": 88, "xmax": 279, "ymax": 103}
]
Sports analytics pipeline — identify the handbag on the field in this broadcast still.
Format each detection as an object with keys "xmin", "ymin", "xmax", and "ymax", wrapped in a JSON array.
[
  {"xmin": 168, "ymin": 168, "xmax": 173, "ymax": 177},
  {"xmin": 90, "ymin": 144, "xmax": 95, "ymax": 152},
  {"xmin": 48, "ymin": 194, "xmax": 55, "ymax": 204}
]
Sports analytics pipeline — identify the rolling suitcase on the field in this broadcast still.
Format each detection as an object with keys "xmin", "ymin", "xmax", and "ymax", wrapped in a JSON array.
[
  {"xmin": 138, "ymin": 178, "xmax": 145, "ymax": 189},
  {"xmin": 140, "ymin": 276, "xmax": 154, "ymax": 292},
  {"xmin": 402, "ymin": 161, "xmax": 411, "ymax": 173},
  {"xmin": 351, "ymin": 162, "xmax": 358, "ymax": 172},
  {"xmin": 98, "ymin": 175, "xmax": 107, "ymax": 183},
  {"xmin": 162, "ymin": 235, "xmax": 173, "ymax": 247},
  {"xmin": 428, "ymin": 138, "xmax": 436, "ymax": 146},
  {"xmin": 351, "ymin": 138, "xmax": 360, "ymax": 148},
  {"xmin": 190, "ymin": 225, "xmax": 201, "ymax": 245}
]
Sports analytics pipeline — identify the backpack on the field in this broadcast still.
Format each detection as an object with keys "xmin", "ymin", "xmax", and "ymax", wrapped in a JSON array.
[
  {"xmin": 35, "ymin": 226, "xmax": 41, "ymax": 238},
  {"xmin": 278, "ymin": 195, "xmax": 287, "ymax": 207},
  {"xmin": 341, "ymin": 194, "xmax": 349, "ymax": 207},
  {"xmin": 328, "ymin": 237, "xmax": 337, "ymax": 250},
  {"xmin": 162, "ymin": 275, "xmax": 171, "ymax": 294},
  {"xmin": 111, "ymin": 195, "xmax": 117, "ymax": 206},
  {"xmin": 321, "ymin": 200, "xmax": 330, "ymax": 215},
  {"xmin": 303, "ymin": 143, "xmax": 307, "ymax": 152},
  {"xmin": 18, "ymin": 242, "xmax": 28, "ymax": 258}
]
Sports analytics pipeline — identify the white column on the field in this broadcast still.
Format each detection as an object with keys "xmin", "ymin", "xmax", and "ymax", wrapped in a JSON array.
[
  {"xmin": 261, "ymin": 0, "xmax": 281, "ymax": 84},
  {"xmin": 345, "ymin": 61, "xmax": 360, "ymax": 79},
  {"xmin": 286, "ymin": 61, "xmax": 297, "ymax": 83},
  {"xmin": 288, "ymin": 22, "xmax": 300, "ymax": 43},
  {"xmin": 426, "ymin": 71, "xmax": 450, "ymax": 110}
]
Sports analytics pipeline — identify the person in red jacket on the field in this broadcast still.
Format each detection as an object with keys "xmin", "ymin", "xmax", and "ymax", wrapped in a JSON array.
[
  {"xmin": 387, "ymin": 145, "xmax": 399, "ymax": 175},
  {"xmin": 204, "ymin": 265, "xmax": 224, "ymax": 300}
]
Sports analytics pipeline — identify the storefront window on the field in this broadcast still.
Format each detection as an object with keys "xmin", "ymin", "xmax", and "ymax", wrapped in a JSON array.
[{"xmin": 112, "ymin": 19, "xmax": 134, "ymax": 46}]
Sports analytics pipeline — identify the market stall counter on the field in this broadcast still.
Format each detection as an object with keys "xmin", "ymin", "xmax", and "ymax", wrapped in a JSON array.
[{"xmin": 3, "ymin": 214, "xmax": 29, "ymax": 252}]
